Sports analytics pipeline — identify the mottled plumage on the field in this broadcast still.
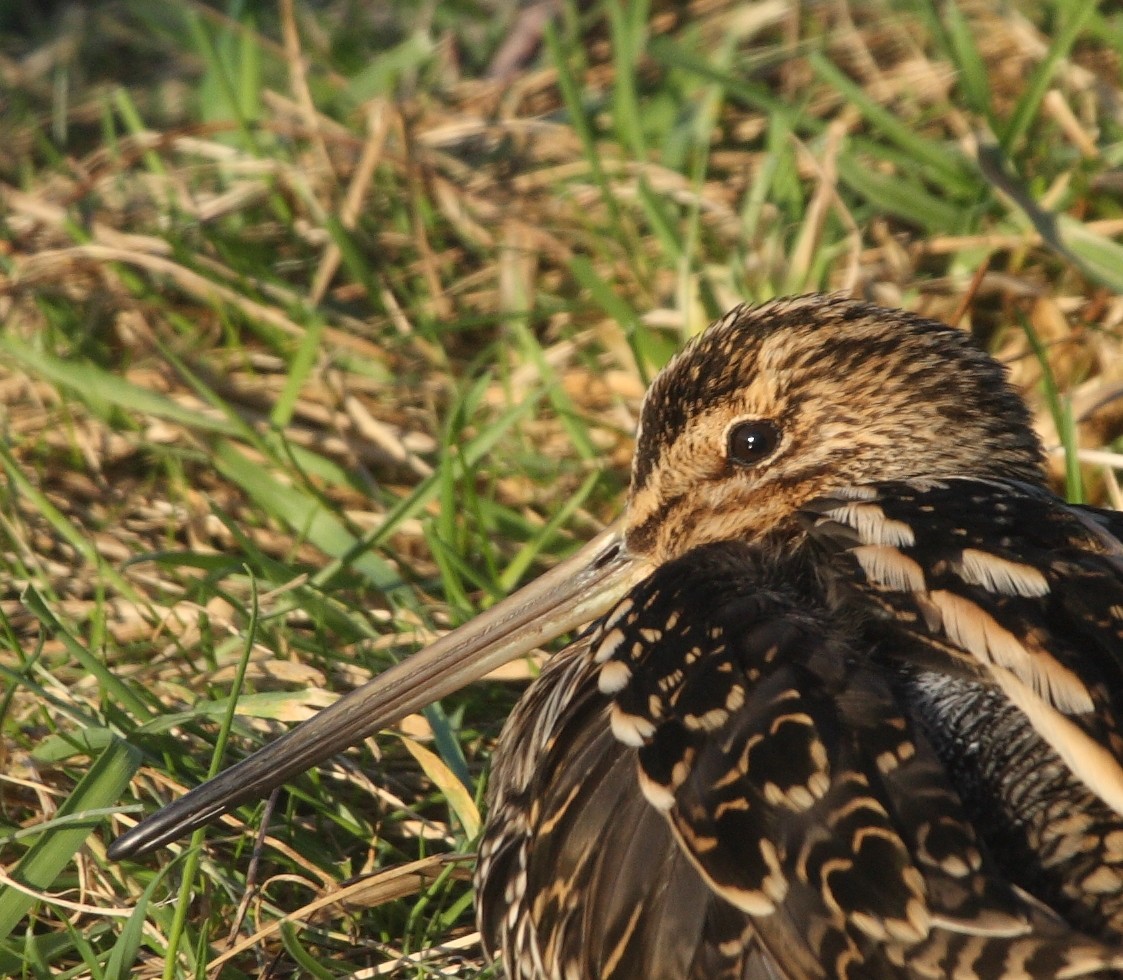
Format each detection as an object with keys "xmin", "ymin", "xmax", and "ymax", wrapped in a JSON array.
[
  {"xmin": 478, "ymin": 298, "xmax": 1123, "ymax": 978},
  {"xmin": 112, "ymin": 296, "xmax": 1123, "ymax": 978}
]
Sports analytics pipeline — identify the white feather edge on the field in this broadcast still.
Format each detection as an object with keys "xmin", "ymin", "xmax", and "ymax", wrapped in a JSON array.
[
  {"xmin": 924, "ymin": 589, "xmax": 1094, "ymax": 715},
  {"xmin": 992, "ymin": 666, "xmax": 1123, "ymax": 818},
  {"xmin": 824, "ymin": 502, "xmax": 916, "ymax": 547},
  {"xmin": 957, "ymin": 548, "xmax": 1050, "ymax": 598},
  {"xmin": 852, "ymin": 545, "xmax": 926, "ymax": 592}
]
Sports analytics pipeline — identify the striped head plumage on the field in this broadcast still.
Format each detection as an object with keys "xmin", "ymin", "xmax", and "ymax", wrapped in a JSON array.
[{"xmin": 625, "ymin": 295, "xmax": 1044, "ymax": 562}]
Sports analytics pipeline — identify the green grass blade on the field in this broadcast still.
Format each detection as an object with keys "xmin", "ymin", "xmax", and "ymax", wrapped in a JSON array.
[
  {"xmin": 104, "ymin": 873, "xmax": 165, "ymax": 980},
  {"xmin": 937, "ymin": 0, "xmax": 995, "ymax": 126},
  {"xmin": 0, "ymin": 738, "xmax": 143, "ymax": 943},
  {"xmin": 1001, "ymin": 0, "xmax": 1097, "ymax": 151},
  {"xmin": 271, "ymin": 319, "xmax": 326, "ymax": 429},
  {"xmin": 809, "ymin": 53, "xmax": 970, "ymax": 190},
  {"xmin": 161, "ymin": 582, "xmax": 259, "ymax": 979},
  {"xmin": 545, "ymin": 21, "xmax": 645, "ymax": 286},
  {"xmin": 213, "ymin": 439, "xmax": 401, "ymax": 592},
  {"xmin": 20, "ymin": 587, "xmax": 151, "ymax": 720},
  {"xmin": 0, "ymin": 337, "xmax": 245, "ymax": 438}
]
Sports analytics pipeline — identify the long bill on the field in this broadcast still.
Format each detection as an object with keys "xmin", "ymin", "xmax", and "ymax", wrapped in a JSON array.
[{"xmin": 108, "ymin": 525, "xmax": 646, "ymax": 860}]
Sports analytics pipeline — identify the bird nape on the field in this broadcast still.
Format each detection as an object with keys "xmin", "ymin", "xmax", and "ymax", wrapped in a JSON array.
[{"xmin": 110, "ymin": 295, "xmax": 1123, "ymax": 979}]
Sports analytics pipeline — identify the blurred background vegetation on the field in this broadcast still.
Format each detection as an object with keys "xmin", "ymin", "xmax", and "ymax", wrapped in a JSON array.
[{"xmin": 2, "ymin": 0, "xmax": 1123, "ymax": 975}]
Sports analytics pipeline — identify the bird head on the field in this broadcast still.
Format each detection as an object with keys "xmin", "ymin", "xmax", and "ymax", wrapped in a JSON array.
[
  {"xmin": 624, "ymin": 296, "xmax": 1044, "ymax": 564},
  {"xmin": 107, "ymin": 296, "xmax": 1045, "ymax": 859}
]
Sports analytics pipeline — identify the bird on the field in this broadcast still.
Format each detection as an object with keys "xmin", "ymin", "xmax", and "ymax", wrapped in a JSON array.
[{"xmin": 108, "ymin": 294, "xmax": 1123, "ymax": 978}]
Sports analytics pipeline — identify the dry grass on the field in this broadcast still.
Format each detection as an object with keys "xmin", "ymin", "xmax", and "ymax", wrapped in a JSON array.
[{"xmin": 2, "ymin": 0, "xmax": 1123, "ymax": 975}]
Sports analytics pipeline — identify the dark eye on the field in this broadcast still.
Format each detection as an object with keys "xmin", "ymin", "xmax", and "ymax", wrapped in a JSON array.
[{"xmin": 727, "ymin": 419, "xmax": 780, "ymax": 467}]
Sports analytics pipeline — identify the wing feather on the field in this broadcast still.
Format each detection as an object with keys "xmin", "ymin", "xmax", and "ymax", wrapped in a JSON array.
[
  {"xmin": 479, "ymin": 639, "xmax": 784, "ymax": 979},
  {"xmin": 590, "ymin": 540, "xmax": 1123, "ymax": 978},
  {"xmin": 804, "ymin": 478, "xmax": 1123, "ymax": 815}
]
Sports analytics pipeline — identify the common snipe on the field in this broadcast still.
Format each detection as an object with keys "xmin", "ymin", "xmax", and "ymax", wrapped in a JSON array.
[{"xmin": 111, "ymin": 296, "xmax": 1123, "ymax": 978}]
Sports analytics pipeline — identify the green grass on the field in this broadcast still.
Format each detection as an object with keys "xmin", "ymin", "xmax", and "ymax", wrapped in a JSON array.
[{"xmin": 2, "ymin": 0, "xmax": 1123, "ymax": 975}]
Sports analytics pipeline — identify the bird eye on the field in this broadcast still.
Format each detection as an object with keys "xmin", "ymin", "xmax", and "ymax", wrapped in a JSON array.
[{"xmin": 727, "ymin": 419, "xmax": 780, "ymax": 467}]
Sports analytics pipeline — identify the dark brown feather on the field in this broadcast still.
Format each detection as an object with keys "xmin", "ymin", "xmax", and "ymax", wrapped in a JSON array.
[{"xmin": 480, "ymin": 539, "xmax": 1123, "ymax": 977}]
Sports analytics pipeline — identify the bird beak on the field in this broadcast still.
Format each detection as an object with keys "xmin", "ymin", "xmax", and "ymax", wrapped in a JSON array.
[{"xmin": 108, "ymin": 524, "xmax": 646, "ymax": 860}]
